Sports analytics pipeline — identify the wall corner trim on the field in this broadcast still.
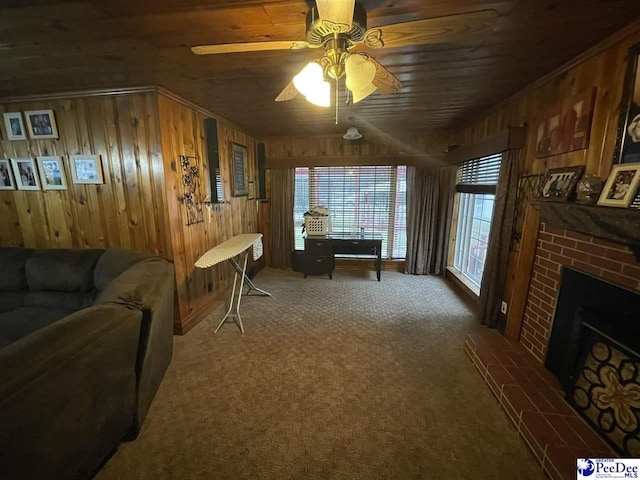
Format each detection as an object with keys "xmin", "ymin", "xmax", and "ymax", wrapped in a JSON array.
[{"xmin": 446, "ymin": 126, "xmax": 527, "ymax": 164}]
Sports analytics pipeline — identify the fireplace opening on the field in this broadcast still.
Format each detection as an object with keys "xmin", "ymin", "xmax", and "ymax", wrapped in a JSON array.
[
  {"xmin": 546, "ymin": 268, "xmax": 640, "ymax": 390},
  {"xmin": 545, "ymin": 267, "xmax": 640, "ymax": 455}
]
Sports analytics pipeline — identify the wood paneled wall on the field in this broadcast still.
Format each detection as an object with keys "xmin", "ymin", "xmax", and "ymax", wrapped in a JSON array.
[
  {"xmin": 157, "ymin": 93, "xmax": 259, "ymax": 334},
  {"xmin": 449, "ymin": 25, "xmax": 640, "ymax": 339},
  {"xmin": 0, "ymin": 91, "xmax": 172, "ymax": 258},
  {"xmin": 0, "ymin": 88, "xmax": 260, "ymax": 335},
  {"xmin": 263, "ymin": 133, "xmax": 448, "ymax": 167},
  {"xmin": 452, "ymin": 27, "xmax": 640, "ymax": 179}
]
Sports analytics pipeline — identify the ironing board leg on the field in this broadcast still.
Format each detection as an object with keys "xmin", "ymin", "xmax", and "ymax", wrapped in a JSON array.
[{"xmin": 214, "ymin": 253, "xmax": 249, "ymax": 333}]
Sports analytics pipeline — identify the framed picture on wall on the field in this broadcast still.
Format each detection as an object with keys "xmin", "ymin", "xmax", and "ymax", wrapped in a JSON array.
[
  {"xmin": 248, "ymin": 181, "xmax": 255, "ymax": 200},
  {"xmin": 614, "ymin": 42, "xmax": 640, "ymax": 164},
  {"xmin": 537, "ymin": 166, "xmax": 584, "ymax": 201},
  {"xmin": 36, "ymin": 156, "xmax": 67, "ymax": 190},
  {"xmin": 597, "ymin": 163, "xmax": 640, "ymax": 207},
  {"xmin": 230, "ymin": 142, "xmax": 248, "ymax": 197},
  {"xmin": 25, "ymin": 109, "xmax": 59, "ymax": 139},
  {"xmin": 69, "ymin": 154, "xmax": 104, "ymax": 184},
  {"xmin": 3, "ymin": 112, "xmax": 27, "ymax": 140},
  {"xmin": 0, "ymin": 159, "xmax": 16, "ymax": 190},
  {"xmin": 11, "ymin": 158, "xmax": 41, "ymax": 190}
]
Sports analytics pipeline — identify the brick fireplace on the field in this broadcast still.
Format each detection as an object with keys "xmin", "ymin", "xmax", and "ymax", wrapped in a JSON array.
[
  {"xmin": 521, "ymin": 224, "xmax": 640, "ymax": 363},
  {"xmin": 463, "ymin": 208, "xmax": 640, "ymax": 479}
]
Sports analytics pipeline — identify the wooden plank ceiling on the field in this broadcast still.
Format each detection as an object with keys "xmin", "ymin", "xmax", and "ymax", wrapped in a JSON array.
[{"xmin": 1, "ymin": 0, "xmax": 639, "ymax": 137}]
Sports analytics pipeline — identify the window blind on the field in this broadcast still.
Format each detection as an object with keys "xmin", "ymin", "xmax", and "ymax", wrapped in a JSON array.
[
  {"xmin": 456, "ymin": 153, "xmax": 502, "ymax": 194},
  {"xmin": 294, "ymin": 165, "xmax": 407, "ymax": 259}
]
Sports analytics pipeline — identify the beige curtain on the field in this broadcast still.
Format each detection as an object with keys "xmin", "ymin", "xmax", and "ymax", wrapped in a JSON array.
[
  {"xmin": 404, "ymin": 166, "xmax": 456, "ymax": 275},
  {"xmin": 269, "ymin": 168, "xmax": 294, "ymax": 269},
  {"xmin": 479, "ymin": 149, "xmax": 521, "ymax": 329}
]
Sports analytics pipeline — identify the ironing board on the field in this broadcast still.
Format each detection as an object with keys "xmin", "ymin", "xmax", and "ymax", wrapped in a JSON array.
[{"xmin": 195, "ymin": 233, "xmax": 271, "ymax": 333}]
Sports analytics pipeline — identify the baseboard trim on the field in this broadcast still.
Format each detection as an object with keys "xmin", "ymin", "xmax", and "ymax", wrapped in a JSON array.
[
  {"xmin": 445, "ymin": 266, "xmax": 480, "ymax": 304},
  {"xmin": 173, "ymin": 293, "xmax": 225, "ymax": 335}
]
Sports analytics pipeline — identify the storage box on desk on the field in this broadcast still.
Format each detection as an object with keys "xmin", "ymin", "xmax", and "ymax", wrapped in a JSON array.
[{"xmin": 304, "ymin": 215, "xmax": 330, "ymax": 236}]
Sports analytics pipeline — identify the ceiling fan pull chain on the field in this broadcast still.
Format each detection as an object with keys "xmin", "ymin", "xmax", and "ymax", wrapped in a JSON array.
[{"xmin": 335, "ymin": 77, "xmax": 339, "ymax": 125}]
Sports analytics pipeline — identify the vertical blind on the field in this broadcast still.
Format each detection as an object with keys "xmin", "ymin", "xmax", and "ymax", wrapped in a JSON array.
[
  {"xmin": 456, "ymin": 153, "xmax": 502, "ymax": 194},
  {"xmin": 294, "ymin": 166, "xmax": 407, "ymax": 259}
]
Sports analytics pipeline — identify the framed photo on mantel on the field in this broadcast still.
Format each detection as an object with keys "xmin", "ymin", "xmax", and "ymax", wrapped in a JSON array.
[
  {"xmin": 614, "ymin": 42, "xmax": 640, "ymax": 164},
  {"xmin": 231, "ymin": 142, "xmax": 248, "ymax": 197}
]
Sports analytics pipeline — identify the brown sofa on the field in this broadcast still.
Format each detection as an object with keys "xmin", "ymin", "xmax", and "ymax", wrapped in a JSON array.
[{"xmin": 0, "ymin": 247, "xmax": 175, "ymax": 480}]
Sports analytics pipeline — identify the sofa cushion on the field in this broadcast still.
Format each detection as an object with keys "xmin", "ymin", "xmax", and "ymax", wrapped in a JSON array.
[
  {"xmin": 94, "ymin": 247, "xmax": 150, "ymax": 291},
  {"xmin": 95, "ymin": 258, "xmax": 172, "ymax": 310},
  {"xmin": 0, "ymin": 291, "xmax": 27, "ymax": 313},
  {"xmin": 0, "ymin": 307, "xmax": 73, "ymax": 348},
  {"xmin": 24, "ymin": 291, "xmax": 96, "ymax": 311},
  {"xmin": 26, "ymin": 249, "xmax": 104, "ymax": 293},
  {"xmin": 0, "ymin": 248, "xmax": 33, "ymax": 291}
]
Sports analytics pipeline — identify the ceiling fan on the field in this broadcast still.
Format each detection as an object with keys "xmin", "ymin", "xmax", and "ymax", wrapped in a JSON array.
[{"xmin": 192, "ymin": 1, "xmax": 497, "ymax": 109}]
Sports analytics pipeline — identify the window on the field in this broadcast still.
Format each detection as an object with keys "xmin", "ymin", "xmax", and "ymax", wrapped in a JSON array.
[
  {"xmin": 451, "ymin": 154, "xmax": 502, "ymax": 290},
  {"xmin": 294, "ymin": 166, "xmax": 407, "ymax": 259}
]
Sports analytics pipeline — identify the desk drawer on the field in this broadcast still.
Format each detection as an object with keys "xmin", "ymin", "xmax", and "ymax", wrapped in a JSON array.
[
  {"xmin": 331, "ymin": 239, "xmax": 378, "ymax": 255},
  {"xmin": 304, "ymin": 255, "xmax": 333, "ymax": 277},
  {"xmin": 305, "ymin": 238, "xmax": 332, "ymax": 254}
]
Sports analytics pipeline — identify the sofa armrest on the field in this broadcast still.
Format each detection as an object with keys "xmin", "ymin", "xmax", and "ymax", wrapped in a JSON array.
[
  {"xmin": 94, "ymin": 257, "xmax": 175, "ymax": 433},
  {"xmin": 0, "ymin": 304, "xmax": 142, "ymax": 480},
  {"xmin": 133, "ymin": 261, "xmax": 175, "ymax": 433}
]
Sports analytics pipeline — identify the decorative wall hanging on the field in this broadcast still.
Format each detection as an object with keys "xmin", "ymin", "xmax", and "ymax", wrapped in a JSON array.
[
  {"xmin": 180, "ymin": 155, "xmax": 204, "ymax": 226},
  {"xmin": 69, "ymin": 154, "xmax": 104, "ymax": 184},
  {"xmin": 512, "ymin": 173, "xmax": 541, "ymax": 242},
  {"xmin": 614, "ymin": 42, "xmax": 640, "ymax": 164},
  {"xmin": 37, "ymin": 156, "xmax": 67, "ymax": 190},
  {"xmin": 535, "ymin": 87, "xmax": 597, "ymax": 158},
  {"xmin": 248, "ymin": 181, "xmax": 255, "ymax": 200},
  {"xmin": 537, "ymin": 166, "xmax": 584, "ymax": 201},
  {"xmin": 0, "ymin": 159, "xmax": 16, "ymax": 190},
  {"xmin": 597, "ymin": 163, "xmax": 640, "ymax": 208},
  {"xmin": 231, "ymin": 142, "xmax": 248, "ymax": 197},
  {"xmin": 3, "ymin": 112, "xmax": 26, "ymax": 140},
  {"xmin": 25, "ymin": 109, "xmax": 59, "ymax": 139},
  {"xmin": 11, "ymin": 158, "xmax": 41, "ymax": 191}
]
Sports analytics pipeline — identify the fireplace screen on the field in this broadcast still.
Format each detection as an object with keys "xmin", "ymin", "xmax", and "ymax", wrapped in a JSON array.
[{"xmin": 568, "ymin": 322, "xmax": 640, "ymax": 456}]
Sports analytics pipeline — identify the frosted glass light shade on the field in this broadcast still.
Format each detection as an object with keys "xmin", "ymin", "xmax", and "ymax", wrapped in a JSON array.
[{"xmin": 293, "ymin": 62, "xmax": 330, "ymax": 108}]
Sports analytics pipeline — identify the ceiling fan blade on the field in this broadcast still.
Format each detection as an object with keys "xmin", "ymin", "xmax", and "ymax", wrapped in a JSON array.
[
  {"xmin": 316, "ymin": 0, "xmax": 356, "ymax": 34},
  {"xmin": 275, "ymin": 81, "xmax": 298, "ymax": 102},
  {"xmin": 368, "ymin": 56, "xmax": 402, "ymax": 95},
  {"xmin": 192, "ymin": 40, "xmax": 319, "ymax": 55},
  {"xmin": 361, "ymin": 10, "xmax": 498, "ymax": 49}
]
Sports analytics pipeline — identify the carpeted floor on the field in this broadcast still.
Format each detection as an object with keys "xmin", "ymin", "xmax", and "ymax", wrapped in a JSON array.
[{"xmin": 96, "ymin": 268, "xmax": 542, "ymax": 480}]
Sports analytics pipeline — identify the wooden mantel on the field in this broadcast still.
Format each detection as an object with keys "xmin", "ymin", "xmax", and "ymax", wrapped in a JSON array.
[{"xmin": 538, "ymin": 202, "xmax": 640, "ymax": 259}]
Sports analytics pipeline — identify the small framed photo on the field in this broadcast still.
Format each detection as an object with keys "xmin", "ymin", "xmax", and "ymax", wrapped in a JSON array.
[
  {"xmin": 25, "ymin": 109, "xmax": 58, "ymax": 139},
  {"xmin": 248, "ymin": 181, "xmax": 255, "ymax": 200},
  {"xmin": 0, "ymin": 159, "xmax": 16, "ymax": 190},
  {"xmin": 3, "ymin": 112, "xmax": 26, "ymax": 140},
  {"xmin": 69, "ymin": 154, "xmax": 104, "ymax": 184},
  {"xmin": 597, "ymin": 163, "xmax": 640, "ymax": 207},
  {"xmin": 11, "ymin": 158, "xmax": 41, "ymax": 190},
  {"xmin": 537, "ymin": 166, "xmax": 585, "ymax": 201},
  {"xmin": 614, "ymin": 42, "xmax": 640, "ymax": 164},
  {"xmin": 36, "ymin": 156, "xmax": 67, "ymax": 190}
]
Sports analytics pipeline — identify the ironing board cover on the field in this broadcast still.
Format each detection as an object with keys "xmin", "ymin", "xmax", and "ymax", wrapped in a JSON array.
[{"xmin": 195, "ymin": 233, "xmax": 263, "ymax": 268}]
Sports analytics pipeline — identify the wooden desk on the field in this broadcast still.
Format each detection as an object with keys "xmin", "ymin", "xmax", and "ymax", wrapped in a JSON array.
[{"xmin": 304, "ymin": 233, "xmax": 383, "ymax": 281}]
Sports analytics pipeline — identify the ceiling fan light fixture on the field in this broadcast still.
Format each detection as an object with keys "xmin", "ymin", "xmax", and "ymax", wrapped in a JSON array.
[
  {"xmin": 343, "ymin": 126, "xmax": 362, "ymax": 140},
  {"xmin": 293, "ymin": 61, "xmax": 330, "ymax": 107}
]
